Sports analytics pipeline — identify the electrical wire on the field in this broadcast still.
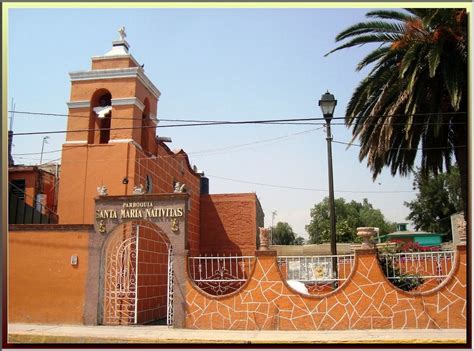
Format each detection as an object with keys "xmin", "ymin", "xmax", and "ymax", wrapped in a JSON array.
[
  {"xmin": 10, "ymin": 117, "xmax": 468, "ymax": 137},
  {"xmin": 132, "ymin": 156, "xmax": 415, "ymax": 195},
  {"xmin": 12, "ymin": 127, "xmax": 322, "ymax": 157},
  {"xmin": 9, "ymin": 109, "xmax": 467, "ymax": 121},
  {"xmin": 205, "ymin": 174, "xmax": 416, "ymax": 194},
  {"xmin": 332, "ymin": 140, "xmax": 467, "ymax": 151}
]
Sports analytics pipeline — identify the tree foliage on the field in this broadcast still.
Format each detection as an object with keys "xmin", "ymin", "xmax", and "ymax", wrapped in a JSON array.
[
  {"xmin": 404, "ymin": 166, "xmax": 462, "ymax": 235},
  {"xmin": 306, "ymin": 197, "xmax": 396, "ymax": 244},
  {"xmin": 272, "ymin": 222, "xmax": 305, "ymax": 245},
  {"xmin": 326, "ymin": 9, "xmax": 468, "ymax": 216}
]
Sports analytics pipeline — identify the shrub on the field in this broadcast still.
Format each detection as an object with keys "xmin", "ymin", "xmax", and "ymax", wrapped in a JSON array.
[{"xmin": 377, "ymin": 241, "xmax": 425, "ymax": 291}]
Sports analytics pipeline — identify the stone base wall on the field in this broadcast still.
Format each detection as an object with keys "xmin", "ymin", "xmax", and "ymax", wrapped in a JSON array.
[{"xmin": 185, "ymin": 247, "xmax": 467, "ymax": 330}]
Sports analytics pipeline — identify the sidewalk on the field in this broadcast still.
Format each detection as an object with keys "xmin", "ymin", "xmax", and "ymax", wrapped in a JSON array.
[{"xmin": 7, "ymin": 323, "xmax": 467, "ymax": 344}]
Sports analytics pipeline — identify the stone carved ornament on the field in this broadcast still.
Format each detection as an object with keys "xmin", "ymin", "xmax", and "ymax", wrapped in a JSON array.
[
  {"xmin": 356, "ymin": 227, "xmax": 376, "ymax": 249},
  {"xmin": 173, "ymin": 182, "xmax": 187, "ymax": 193},
  {"xmin": 259, "ymin": 227, "xmax": 270, "ymax": 251},
  {"xmin": 133, "ymin": 184, "xmax": 146, "ymax": 195},
  {"xmin": 456, "ymin": 217, "xmax": 467, "ymax": 244},
  {"xmin": 97, "ymin": 185, "xmax": 108, "ymax": 196}
]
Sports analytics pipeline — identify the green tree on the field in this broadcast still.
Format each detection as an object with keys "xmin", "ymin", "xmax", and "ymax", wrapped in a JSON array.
[
  {"xmin": 326, "ymin": 9, "xmax": 468, "ymax": 218},
  {"xmin": 405, "ymin": 166, "xmax": 462, "ymax": 235},
  {"xmin": 293, "ymin": 236, "xmax": 305, "ymax": 245},
  {"xmin": 272, "ymin": 222, "xmax": 304, "ymax": 245},
  {"xmin": 306, "ymin": 197, "xmax": 395, "ymax": 244}
]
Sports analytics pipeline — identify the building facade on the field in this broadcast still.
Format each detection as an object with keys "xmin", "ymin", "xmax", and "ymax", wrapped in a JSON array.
[
  {"xmin": 8, "ymin": 29, "xmax": 466, "ymax": 332},
  {"xmin": 9, "ymin": 29, "xmax": 264, "ymax": 327}
]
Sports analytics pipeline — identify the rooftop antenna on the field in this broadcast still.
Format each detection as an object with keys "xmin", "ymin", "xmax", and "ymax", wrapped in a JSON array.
[{"xmin": 9, "ymin": 98, "xmax": 15, "ymax": 131}]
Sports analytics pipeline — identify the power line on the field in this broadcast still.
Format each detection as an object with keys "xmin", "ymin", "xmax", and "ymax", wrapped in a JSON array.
[
  {"xmin": 132, "ymin": 157, "xmax": 415, "ymax": 195},
  {"xmin": 10, "ymin": 117, "xmax": 468, "ymax": 137},
  {"xmin": 12, "ymin": 128, "xmax": 322, "ymax": 157},
  {"xmin": 9, "ymin": 109, "xmax": 467, "ymax": 121},
  {"xmin": 11, "ymin": 127, "xmax": 461, "ymax": 158},
  {"xmin": 206, "ymin": 174, "xmax": 416, "ymax": 194},
  {"xmin": 332, "ymin": 140, "xmax": 467, "ymax": 150},
  {"xmin": 188, "ymin": 127, "xmax": 323, "ymax": 155}
]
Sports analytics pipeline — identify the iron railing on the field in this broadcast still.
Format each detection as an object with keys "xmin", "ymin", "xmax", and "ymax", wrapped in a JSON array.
[
  {"xmin": 277, "ymin": 254, "xmax": 355, "ymax": 283},
  {"xmin": 188, "ymin": 254, "xmax": 254, "ymax": 296},
  {"xmin": 378, "ymin": 250, "xmax": 455, "ymax": 281}
]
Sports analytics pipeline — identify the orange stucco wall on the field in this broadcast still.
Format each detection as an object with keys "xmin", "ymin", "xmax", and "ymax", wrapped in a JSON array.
[
  {"xmin": 199, "ymin": 194, "xmax": 263, "ymax": 255},
  {"xmin": 185, "ymin": 246, "xmax": 467, "ymax": 330},
  {"xmin": 8, "ymin": 226, "xmax": 93, "ymax": 324},
  {"xmin": 57, "ymin": 143, "xmax": 135, "ymax": 224}
]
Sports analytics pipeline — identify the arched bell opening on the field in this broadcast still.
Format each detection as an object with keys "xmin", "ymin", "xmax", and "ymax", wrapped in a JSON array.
[{"xmin": 89, "ymin": 89, "xmax": 112, "ymax": 144}]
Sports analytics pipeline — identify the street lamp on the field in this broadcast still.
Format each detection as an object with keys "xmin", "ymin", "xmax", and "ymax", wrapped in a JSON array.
[
  {"xmin": 319, "ymin": 91, "xmax": 338, "ymax": 280},
  {"xmin": 39, "ymin": 136, "xmax": 50, "ymax": 165}
]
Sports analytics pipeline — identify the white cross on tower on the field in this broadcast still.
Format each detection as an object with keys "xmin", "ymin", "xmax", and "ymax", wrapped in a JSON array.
[{"xmin": 118, "ymin": 26, "xmax": 126, "ymax": 41}]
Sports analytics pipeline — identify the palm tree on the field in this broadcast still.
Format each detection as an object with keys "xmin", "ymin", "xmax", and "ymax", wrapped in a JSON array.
[{"xmin": 326, "ymin": 8, "xmax": 468, "ymax": 218}]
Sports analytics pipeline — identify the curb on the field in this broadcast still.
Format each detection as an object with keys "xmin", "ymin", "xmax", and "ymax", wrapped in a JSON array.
[{"xmin": 8, "ymin": 334, "xmax": 467, "ymax": 345}]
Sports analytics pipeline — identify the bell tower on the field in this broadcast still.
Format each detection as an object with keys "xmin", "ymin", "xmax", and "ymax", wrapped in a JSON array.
[{"xmin": 57, "ymin": 27, "xmax": 161, "ymax": 224}]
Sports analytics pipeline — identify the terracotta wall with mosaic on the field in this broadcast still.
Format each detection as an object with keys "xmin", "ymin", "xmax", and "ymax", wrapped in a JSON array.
[{"xmin": 184, "ymin": 246, "xmax": 467, "ymax": 330}]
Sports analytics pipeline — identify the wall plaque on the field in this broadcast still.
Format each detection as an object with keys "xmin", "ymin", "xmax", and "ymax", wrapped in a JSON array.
[{"xmin": 94, "ymin": 194, "xmax": 188, "ymax": 236}]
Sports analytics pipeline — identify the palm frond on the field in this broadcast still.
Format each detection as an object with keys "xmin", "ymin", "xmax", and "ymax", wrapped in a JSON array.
[
  {"xmin": 325, "ymin": 34, "xmax": 401, "ymax": 56},
  {"xmin": 427, "ymin": 44, "xmax": 442, "ymax": 78},
  {"xmin": 335, "ymin": 21, "xmax": 406, "ymax": 41},
  {"xmin": 356, "ymin": 46, "xmax": 390, "ymax": 71},
  {"xmin": 366, "ymin": 10, "xmax": 414, "ymax": 22}
]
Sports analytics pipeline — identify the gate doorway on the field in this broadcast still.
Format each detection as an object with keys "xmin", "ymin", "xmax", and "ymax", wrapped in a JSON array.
[{"xmin": 102, "ymin": 221, "xmax": 173, "ymax": 326}]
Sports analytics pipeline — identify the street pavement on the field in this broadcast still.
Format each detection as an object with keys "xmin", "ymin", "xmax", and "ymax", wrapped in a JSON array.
[{"xmin": 7, "ymin": 323, "xmax": 468, "ymax": 345}]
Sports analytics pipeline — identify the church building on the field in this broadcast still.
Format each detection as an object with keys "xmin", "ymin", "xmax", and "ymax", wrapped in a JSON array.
[{"xmin": 9, "ymin": 28, "xmax": 263, "ymax": 327}]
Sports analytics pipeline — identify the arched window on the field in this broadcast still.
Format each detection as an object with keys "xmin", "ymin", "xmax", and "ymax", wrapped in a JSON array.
[{"xmin": 89, "ymin": 90, "xmax": 112, "ymax": 144}]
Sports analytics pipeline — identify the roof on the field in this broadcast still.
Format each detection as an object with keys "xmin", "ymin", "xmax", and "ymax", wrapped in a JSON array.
[
  {"xmin": 9, "ymin": 165, "xmax": 57, "ymax": 177},
  {"xmin": 387, "ymin": 231, "xmax": 445, "ymax": 237}
]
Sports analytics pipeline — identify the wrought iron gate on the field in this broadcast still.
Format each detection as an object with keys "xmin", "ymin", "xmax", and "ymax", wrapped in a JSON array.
[
  {"xmin": 103, "ymin": 223, "xmax": 174, "ymax": 326},
  {"xmin": 103, "ymin": 228, "xmax": 138, "ymax": 325},
  {"xmin": 167, "ymin": 247, "xmax": 174, "ymax": 326}
]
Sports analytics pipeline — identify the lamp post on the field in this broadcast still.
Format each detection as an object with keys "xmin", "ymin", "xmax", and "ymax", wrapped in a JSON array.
[
  {"xmin": 319, "ymin": 91, "xmax": 338, "ymax": 280},
  {"xmin": 39, "ymin": 136, "xmax": 50, "ymax": 165}
]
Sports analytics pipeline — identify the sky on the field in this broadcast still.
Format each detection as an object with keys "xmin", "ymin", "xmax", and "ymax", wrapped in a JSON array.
[{"xmin": 7, "ymin": 6, "xmax": 425, "ymax": 238}]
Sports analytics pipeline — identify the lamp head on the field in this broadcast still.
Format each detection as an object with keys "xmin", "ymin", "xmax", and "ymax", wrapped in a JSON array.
[{"xmin": 318, "ymin": 91, "xmax": 337, "ymax": 122}]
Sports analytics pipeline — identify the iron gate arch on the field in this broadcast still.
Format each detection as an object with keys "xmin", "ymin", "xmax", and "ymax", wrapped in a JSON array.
[{"xmin": 101, "ymin": 220, "xmax": 174, "ymax": 326}]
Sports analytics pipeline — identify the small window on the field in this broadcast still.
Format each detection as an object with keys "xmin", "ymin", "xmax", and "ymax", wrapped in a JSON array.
[
  {"xmin": 10, "ymin": 179, "xmax": 26, "ymax": 200},
  {"xmin": 145, "ymin": 175, "xmax": 153, "ymax": 193}
]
